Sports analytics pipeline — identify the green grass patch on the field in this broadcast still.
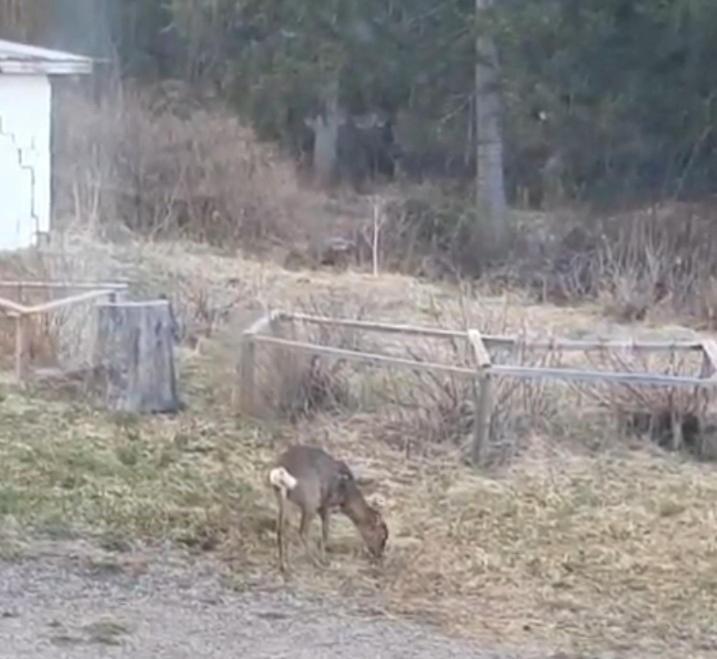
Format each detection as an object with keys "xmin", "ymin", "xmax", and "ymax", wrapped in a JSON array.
[{"xmin": 0, "ymin": 390, "xmax": 263, "ymax": 549}]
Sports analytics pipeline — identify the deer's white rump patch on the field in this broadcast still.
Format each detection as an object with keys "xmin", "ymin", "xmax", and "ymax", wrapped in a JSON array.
[{"xmin": 269, "ymin": 467, "xmax": 298, "ymax": 497}]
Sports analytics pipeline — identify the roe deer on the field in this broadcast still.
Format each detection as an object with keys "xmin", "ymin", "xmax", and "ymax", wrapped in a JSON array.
[{"xmin": 268, "ymin": 445, "xmax": 388, "ymax": 572}]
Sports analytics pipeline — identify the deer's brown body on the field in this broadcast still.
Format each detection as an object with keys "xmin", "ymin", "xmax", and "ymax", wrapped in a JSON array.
[{"xmin": 269, "ymin": 445, "xmax": 388, "ymax": 572}]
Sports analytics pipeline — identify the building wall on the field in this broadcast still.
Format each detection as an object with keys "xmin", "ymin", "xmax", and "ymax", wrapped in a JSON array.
[{"xmin": 0, "ymin": 74, "xmax": 51, "ymax": 251}]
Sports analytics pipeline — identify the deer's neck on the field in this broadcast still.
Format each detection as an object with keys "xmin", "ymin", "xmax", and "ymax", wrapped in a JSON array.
[{"xmin": 342, "ymin": 495, "xmax": 372, "ymax": 527}]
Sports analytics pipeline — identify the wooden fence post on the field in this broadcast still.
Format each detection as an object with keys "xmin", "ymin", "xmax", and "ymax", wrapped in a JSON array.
[
  {"xmin": 701, "ymin": 339, "xmax": 717, "ymax": 378},
  {"xmin": 14, "ymin": 313, "xmax": 29, "ymax": 383},
  {"xmin": 238, "ymin": 333, "xmax": 256, "ymax": 416},
  {"xmin": 467, "ymin": 329, "xmax": 493, "ymax": 466},
  {"xmin": 236, "ymin": 313, "xmax": 276, "ymax": 417}
]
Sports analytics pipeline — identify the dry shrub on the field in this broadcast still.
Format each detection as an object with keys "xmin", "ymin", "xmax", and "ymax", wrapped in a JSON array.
[
  {"xmin": 589, "ymin": 209, "xmax": 692, "ymax": 322},
  {"xmin": 368, "ymin": 296, "xmax": 568, "ymax": 465},
  {"xmin": 573, "ymin": 345, "xmax": 716, "ymax": 459},
  {"xmin": 357, "ymin": 185, "xmax": 479, "ymax": 279},
  {"xmin": 168, "ymin": 274, "xmax": 244, "ymax": 346},
  {"xmin": 692, "ymin": 274, "xmax": 717, "ymax": 329},
  {"xmin": 365, "ymin": 335, "xmax": 716, "ymax": 465},
  {"xmin": 53, "ymin": 82, "xmax": 312, "ymax": 248},
  {"xmin": 354, "ymin": 344, "xmax": 566, "ymax": 467},
  {"xmin": 510, "ymin": 202, "xmax": 717, "ymax": 327},
  {"xmin": 0, "ymin": 244, "xmax": 126, "ymax": 375},
  {"xmin": 247, "ymin": 286, "xmax": 717, "ymax": 466},
  {"xmin": 249, "ymin": 292, "xmax": 568, "ymax": 465},
  {"xmin": 253, "ymin": 297, "xmax": 375, "ymax": 422}
]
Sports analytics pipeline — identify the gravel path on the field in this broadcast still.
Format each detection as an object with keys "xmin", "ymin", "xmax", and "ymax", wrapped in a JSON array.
[{"xmin": 0, "ymin": 539, "xmax": 536, "ymax": 659}]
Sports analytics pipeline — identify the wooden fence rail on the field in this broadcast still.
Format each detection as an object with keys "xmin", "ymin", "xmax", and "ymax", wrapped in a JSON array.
[
  {"xmin": 237, "ymin": 310, "xmax": 717, "ymax": 465},
  {"xmin": 284, "ymin": 311, "xmax": 705, "ymax": 352},
  {"xmin": 0, "ymin": 280, "xmax": 129, "ymax": 382},
  {"xmin": 253, "ymin": 334, "xmax": 476, "ymax": 377}
]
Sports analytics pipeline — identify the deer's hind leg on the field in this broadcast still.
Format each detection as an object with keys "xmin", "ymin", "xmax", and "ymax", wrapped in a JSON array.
[
  {"xmin": 275, "ymin": 492, "xmax": 289, "ymax": 573},
  {"xmin": 298, "ymin": 508, "xmax": 326, "ymax": 568}
]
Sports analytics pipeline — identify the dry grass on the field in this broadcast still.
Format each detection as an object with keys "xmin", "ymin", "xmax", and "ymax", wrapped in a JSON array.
[
  {"xmin": 0, "ymin": 236, "xmax": 716, "ymax": 656},
  {"xmin": 2, "ymin": 376, "xmax": 716, "ymax": 656},
  {"xmin": 276, "ymin": 419, "xmax": 717, "ymax": 657}
]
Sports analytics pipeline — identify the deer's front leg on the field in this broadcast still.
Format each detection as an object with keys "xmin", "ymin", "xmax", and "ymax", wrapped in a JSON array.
[
  {"xmin": 299, "ymin": 510, "xmax": 324, "ymax": 568},
  {"xmin": 318, "ymin": 508, "xmax": 331, "ymax": 564}
]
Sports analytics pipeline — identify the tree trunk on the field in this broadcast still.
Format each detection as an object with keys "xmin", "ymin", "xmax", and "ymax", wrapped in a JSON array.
[
  {"xmin": 94, "ymin": 300, "xmax": 180, "ymax": 413},
  {"xmin": 475, "ymin": 0, "xmax": 508, "ymax": 250},
  {"xmin": 311, "ymin": 78, "xmax": 342, "ymax": 187}
]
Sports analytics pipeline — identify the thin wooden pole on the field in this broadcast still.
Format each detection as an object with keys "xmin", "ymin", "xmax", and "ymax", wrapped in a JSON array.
[
  {"xmin": 0, "ymin": 280, "xmax": 129, "ymax": 290},
  {"xmin": 491, "ymin": 364, "xmax": 716, "ymax": 388},
  {"xmin": 283, "ymin": 312, "xmax": 470, "ymax": 340},
  {"xmin": 0, "ymin": 289, "xmax": 122, "ymax": 317},
  {"xmin": 27, "ymin": 289, "xmax": 120, "ymax": 314},
  {"xmin": 254, "ymin": 333, "xmax": 717, "ymax": 389},
  {"xmin": 281, "ymin": 312, "xmax": 703, "ymax": 352},
  {"xmin": 0, "ymin": 296, "xmax": 28, "ymax": 315}
]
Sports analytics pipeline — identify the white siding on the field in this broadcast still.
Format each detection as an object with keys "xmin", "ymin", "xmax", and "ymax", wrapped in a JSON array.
[{"xmin": 0, "ymin": 74, "xmax": 51, "ymax": 251}]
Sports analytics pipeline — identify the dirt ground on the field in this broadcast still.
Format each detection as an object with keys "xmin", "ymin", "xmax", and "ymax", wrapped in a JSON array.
[{"xmin": 0, "ymin": 538, "xmax": 544, "ymax": 659}]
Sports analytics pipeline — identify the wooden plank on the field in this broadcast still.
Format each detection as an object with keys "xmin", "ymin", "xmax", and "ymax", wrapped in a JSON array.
[
  {"xmin": 467, "ymin": 329, "xmax": 492, "ymax": 367},
  {"xmin": 27, "ymin": 289, "xmax": 116, "ymax": 314},
  {"xmin": 0, "ymin": 280, "xmax": 129, "ymax": 290},
  {"xmin": 253, "ymin": 334, "xmax": 477, "ymax": 377},
  {"xmin": 0, "ymin": 296, "xmax": 28, "ymax": 315},
  {"xmin": 282, "ymin": 312, "xmax": 469, "ymax": 339},
  {"xmin": 701, "ymin": 339, "xmax": 717, "ymax": 378},
  {"xmin": 492, "ymin": 365, "xmax": 716, "ymax": 388}
]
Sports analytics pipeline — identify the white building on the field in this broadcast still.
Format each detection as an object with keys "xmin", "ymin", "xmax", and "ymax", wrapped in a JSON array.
[{"xmin": 0, "ymin": 39, "xmax": 92, "ymax": 251}]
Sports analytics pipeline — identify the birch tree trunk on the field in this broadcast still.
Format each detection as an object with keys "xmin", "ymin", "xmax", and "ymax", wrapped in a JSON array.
[{"xmin": 475, "ymin": 0, "xmax": 508, "ymax": 251}]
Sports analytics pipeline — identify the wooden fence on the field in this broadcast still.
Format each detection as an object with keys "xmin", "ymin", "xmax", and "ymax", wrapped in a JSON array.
[
  {"xmin": 237, "ymin": 310, "xmax": 717, "ymax": 465},
  {"xmin": 0, "ymin": 280, "xmax": 129, "ymax": 381}
]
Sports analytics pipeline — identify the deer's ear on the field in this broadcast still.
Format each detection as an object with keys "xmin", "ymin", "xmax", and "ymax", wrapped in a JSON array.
[
  {"xmin": 330, "ymin": 464, "xmax": 352, "ymax": 496},
  {"xmin": 336, "ymin": 461, "xmax": 353, "ymax": 481}
]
